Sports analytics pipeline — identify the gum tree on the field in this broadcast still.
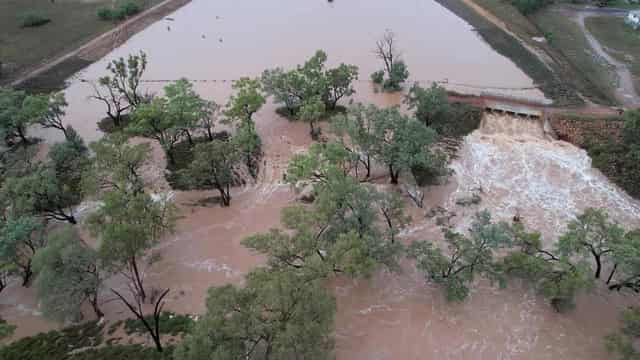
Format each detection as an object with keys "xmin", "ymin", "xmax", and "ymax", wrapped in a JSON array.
[{"xmin": 33, "ymin": 226, "xmax": 104, "ymax": 321}]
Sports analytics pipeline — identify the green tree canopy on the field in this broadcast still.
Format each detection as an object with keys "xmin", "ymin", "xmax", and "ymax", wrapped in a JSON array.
[
  {"xmin": 244, "ymin": 171, "xmax": 405, "ymax": 277},
  {"xmin": 606, "ymin": 306, "xmax": 640, "ymax": 360},
  {"xmin": 174, "ymin": 267, "xmax": 335, "ymax": 360},
  {"xmin": 262, "ymin": 50, "xmax": 358, "ymax": 116},
  {"xmin": 557, "ymin": 208, "xmax": 625, "ymax": 279},
  {"xmin": 224, "ymin": 78, "xmax": 265, "ymax": 123},
  {"xmin": 88, "ymin": 189, "xmax": 175, "ymax": 302},
  {"xmin": 405, "ymin": 83, "xmax": 451, "ymax": 127},
  {"xmin": 84, "ymin": 134, "xmax": 150, "ymax": 196},
  {"xmin": 0, "ymin": 215, "xmax": 45, "ymax": 286},
  {"xmin": 408, "ymin": 211, "xmax": 513, "ymax": 302},
  {"xmin": 33, "ymin": 226, "xmax": 103, "ymax": 321},
  {"xmin": 178, "ymin": 140, "xmax": 241, "ymax": 207},
  {"xmin": 0, "ymin": 87, "xmax": 48, "ymax": 146},
  {"xmin": 369, "ymin": 106, "xmax": 445, "ymax": 184}
]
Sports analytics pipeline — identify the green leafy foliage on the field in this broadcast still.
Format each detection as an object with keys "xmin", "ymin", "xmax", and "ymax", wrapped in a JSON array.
[
  {"xmin": 261, "ymin": 50, "xmax": 358, "ymax": 117},
  {"xmin": 557, "ymin": 208, "xmax": 625, "ymax": 279},
  {"xmin": 501, "ymin": 223, "xmax": 593, "ymax": 312},
  {"xmin": 124, "ymin": 311, "xmax": 194, "ymax": 337},
  {"xmin": 0, "ymin": 215, "xmax": 44, "ymax": 286},
  {"xmin": 97, "ymin": 1, "xmax": 141, "ymax": 21},
  {"xmin": 92, "ymin": 51, "xmax": 147, "ymax": 127},
  {"xmin": 369, "ymin": 106, "xmax": 445, "ymax": 184},
  {"xmin": 84, "ymin": 133, "xmax": 150, "ymax": 196},
  {"xmin": 408, "ymin": 211, "xmax": 513, "ymax": 302},
  {"xmin": 224, "ymin": 78, "xmax": 265, "ymax": 123},
  {"xmin": 609, "ymin": 230, "xmax": 640, "ymax": 292},
  {"xmin": 245, "ymin": 171, "xmax": 406, "ymax": 277},
  {"xmin": 174, "ymin": 267, "xmax": 335, "ymax": 360},
  {"xmin": 606, "ymin": 307, "xmax": 640, "ymax": 360},
  {"xmin": 178, "ymin": 140, "xmax": 242, "ymax": 206},
  {"xmin": 0, "ymin": 87, "xmax": 49, "ymax": 146},
  {"xmin": 19, "ymin": 12, "xmax": 50, "ymax": 28},
  {"xmin": 588, "ymin": 110, "xmax": 640, "ymax": 198},
  {"xmin": 88, "ymin": 189, "xmax": 175, "ymax": 302},
  {"xmin": 0, "ymin": 317, "xmax": 16, "ymax": 341},
  {"xmin": 33, "ymin": 226, "xmax": 103, "ymax": 322},
  {"xmin": 0, "ymin": 321, "xmax": 104, "ymax": 360}
]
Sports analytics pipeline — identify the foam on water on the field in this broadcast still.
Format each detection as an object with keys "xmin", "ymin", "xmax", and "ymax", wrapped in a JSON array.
[{"xmin": 449, "ymin": 113, "xmax": 640, "ymax": 242}]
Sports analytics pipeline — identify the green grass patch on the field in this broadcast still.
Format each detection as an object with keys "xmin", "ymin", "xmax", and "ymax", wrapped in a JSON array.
[
  {"xmin": 585, "ymin": 15, "xmax": 640, "ymax": 98},
  {"xmin": 603, "ymin": 0, "xmax": 640, "ymax": 10}
]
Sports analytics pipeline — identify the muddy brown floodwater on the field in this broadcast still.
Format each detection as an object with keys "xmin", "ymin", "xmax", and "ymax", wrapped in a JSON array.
[{"xmin": 3, "ymin": 0, "xmax": 638, "ymax": 358}]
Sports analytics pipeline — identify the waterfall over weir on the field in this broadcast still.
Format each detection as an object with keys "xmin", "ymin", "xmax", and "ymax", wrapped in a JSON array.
[{"xmin": 448, "ymin": 111, "xmax": 640, "ymax": 243}]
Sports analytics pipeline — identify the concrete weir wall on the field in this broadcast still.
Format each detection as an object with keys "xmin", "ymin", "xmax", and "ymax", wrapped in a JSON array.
[{"xmin": 548, "ymin": 116, "xmax": 624, "ymax": 147}]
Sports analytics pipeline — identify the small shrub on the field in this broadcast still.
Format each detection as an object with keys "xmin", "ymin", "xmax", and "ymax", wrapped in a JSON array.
[
  {"xmin": 124, "ymin": 311, "xmax": 194, "ymax": 337},
  {"xmin": 370, "ymin": 70, "xmax": 385, "ymax": 85},
  {"xmin": 19, "ymin": 12, "xmax": 51, "ymax": 28},
  {"xmin": 97, "ymin": 1, "xmax": 142, "ymax": 21}
]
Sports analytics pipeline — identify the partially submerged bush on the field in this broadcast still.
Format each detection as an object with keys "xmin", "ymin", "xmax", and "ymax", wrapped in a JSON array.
[{"xmin": 19, "ymin": 12, "xmax": 51, "ymax": 28}]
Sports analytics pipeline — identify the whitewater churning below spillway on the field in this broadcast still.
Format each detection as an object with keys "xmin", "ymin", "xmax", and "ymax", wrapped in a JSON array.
[{"xmin": 448, "ymin": 112, "xmax": 640, "ymax": 243}]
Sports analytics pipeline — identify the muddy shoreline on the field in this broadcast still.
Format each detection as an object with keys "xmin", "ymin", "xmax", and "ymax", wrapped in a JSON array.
[{"xmin": 9, "ymin": 0, "xmax": 192, "ymax": 92}]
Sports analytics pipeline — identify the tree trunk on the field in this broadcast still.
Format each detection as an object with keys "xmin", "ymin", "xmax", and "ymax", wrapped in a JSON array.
[
  {"xmin": 206, "ymin": 127, "xmax": 214, "ymax": 142},
  {"xmin": 593, "ymin": 252, "xmax": 602, "ymax": 279},
  {"xmin": 389, "ymin": 165, "xmax": 399, "ymax": 184},
  {"xmin": 130, "ymin": 257, "xmax": 146, "ymax": 302},
  {"xmin": 61, "ymin": 126, "xmax": 69, "ymax": 141},
  {"xmin": 185, "ymin": 130, "xmax": 194, "ymax": 146},
  {"xmin": 90, "ymin": 294, "xmax": 104, "ymax": 319},
  {"xmin": 217, "ymin": 185, "xmax": 231, "ymax": 207},
  {"xmin": 17, "ymin": 126, "xmax": 29, "ymax": 144},
  {"xmin": 21, "ymin": 266, "xmax": 32, "ymax": 287},
  {"xmin": 606, "ymin": 263, "xmax": 618, "ymax": 285}
]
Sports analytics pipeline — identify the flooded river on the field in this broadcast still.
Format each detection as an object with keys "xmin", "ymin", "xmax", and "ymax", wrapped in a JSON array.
[{"xmin": 3, "ymin": 0, "xmax": 639, "ymax": 358}]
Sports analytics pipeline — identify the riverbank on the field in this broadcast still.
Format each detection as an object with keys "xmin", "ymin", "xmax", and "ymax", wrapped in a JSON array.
[
  {"xmin": 6, "ymin": 0, "xmax": 191, "ymax": 92},
  {"xmin": 436, "ymin": 0, "xmax": 622, "ymax": 106}
]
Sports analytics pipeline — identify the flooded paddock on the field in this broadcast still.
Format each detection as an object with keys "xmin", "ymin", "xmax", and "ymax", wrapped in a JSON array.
[{"xmin": 3, "ymin": 0, "xmax": 638, "ymax": 358}]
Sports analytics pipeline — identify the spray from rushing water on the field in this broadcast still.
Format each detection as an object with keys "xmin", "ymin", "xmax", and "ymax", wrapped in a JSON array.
[{"xmin": 448, "ymin": 112, "xmax": 640, "ymax": 243}]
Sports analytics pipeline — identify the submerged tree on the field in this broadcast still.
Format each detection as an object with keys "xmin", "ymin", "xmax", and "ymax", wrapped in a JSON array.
[
  {"xmin": 331, "ymin": 103, "xmax": 379, "ymax": 179},
  {"xmin": 179, "ymin": 140, "xmax": 241, "ymax": 207},
  {"xmin": 606, "ymin": 307, "xmax": 640, "ymax": 360},
  {"xmin": 370, "ymin": 106, "xmax": 444, "ymax": 184},
  {"xmin": 112, "ymin": 287, "xmax": 170, "ymax": 352},
  {"xmin": 557, "ymin": 208, "xmax": 625, "ymax": 279},
  {"xmin": 501, "ymin": 222, "xmax": 593, "ymax": 312},
  {"xmin": 405, "ymin": 83, "xmax": 451, "ymax": 128},
  {"xmin": 89, "ymin": 51, "xmax": 147, "ymax": 127},
  {"xmin": 35, "ymin": 92, "xmax": 71, "ymax": 140},
  {"xmin": 408, "ymin": 211, "xmax": 513, "ymax": 302},
  {"xmin": 299, "ymin": 96, "xmax": 326, "ymax": 139},
  {"xmin": 0, "ymin": 88, "xmax": 48, "ymax": 146},
  {"xmin": 88, "ymin": 189, "xmax": 175, "ymax": 303},
  {"xmin": 0, "ymin": 215, "xmax": 45, "ymax": 286},
  {"xmin": 175, "ymin": 267, "xmax": 335, "ymax": 360},
  {"xmin": 33, "ymin": 226, "xmax": 103, "ymax": 321},
  {"xmin": 608, "ymin": 230, "xmax": 640, "ymax": 292},
  {"xmin": 0, "ymin": 318, "xmax": 15, "ymax": 341},
  {"xmin": 224, "ymin": 78, "xmax": 265, "ymax": 123},
  {"xmin": 244, "ymin": 171, "xmax": 406, "ymax": 277},
  {"xmin": 262, "ymin": 50, "xmax": 358, "ymax": 116},
  {"xmin": 162, "ymin": 78, "xmax": 214, "ymax": 145},
  {"xmin": 372, "ymin": 30, "xmax": 409, "ymax": 91},
  {"xmin": 84, "ymin": 133, "xmax": 150, "ymax": 196}
]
